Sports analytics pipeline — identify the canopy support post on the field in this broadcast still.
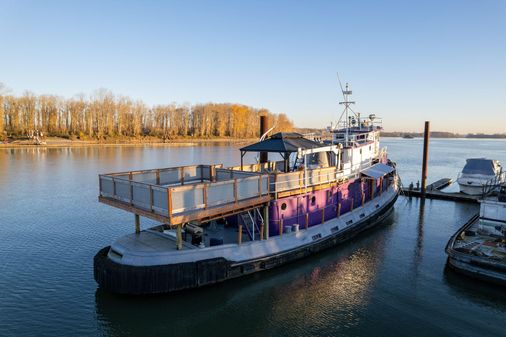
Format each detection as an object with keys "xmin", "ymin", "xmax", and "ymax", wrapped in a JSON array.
[{"xmin": 135, "ymin": 214, "xmax": 140, "ymax": 234}]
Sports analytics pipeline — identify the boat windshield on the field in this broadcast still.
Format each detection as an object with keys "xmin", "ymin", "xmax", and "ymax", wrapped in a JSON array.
[{"xmin": 462, "ymin": 159, "xmax": 497, "ymax": 175}]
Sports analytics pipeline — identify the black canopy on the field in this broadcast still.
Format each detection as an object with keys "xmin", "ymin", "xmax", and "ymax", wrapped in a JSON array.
[
  {"xmin": 240, "ymin": 132, "xmax": 321, "ymax": 153},
  {"xmin": 239, "ymin": 133, "xmax": 322, "ymax": 172}
]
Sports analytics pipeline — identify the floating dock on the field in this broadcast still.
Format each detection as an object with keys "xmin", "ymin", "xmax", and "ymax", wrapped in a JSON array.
[{"xmin": 402, "ymin": 178, "xmax": 481, "ymax": 203}]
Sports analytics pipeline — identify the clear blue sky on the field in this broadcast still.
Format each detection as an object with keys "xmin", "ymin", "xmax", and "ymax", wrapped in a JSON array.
[{"xmin": 1, "ymin": 0, "xmax": 505, "ymax": 133}]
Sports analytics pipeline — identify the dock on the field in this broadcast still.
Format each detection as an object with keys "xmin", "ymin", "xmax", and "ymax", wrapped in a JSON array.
[{"xmin": 402, "ymin": 178, "xmax": 481, "ymax": 203}]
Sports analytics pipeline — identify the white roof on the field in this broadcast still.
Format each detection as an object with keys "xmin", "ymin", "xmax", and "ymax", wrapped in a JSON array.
[{"xmin": 361, "ymin": 163, "xmax": 394, "ymax": 179}]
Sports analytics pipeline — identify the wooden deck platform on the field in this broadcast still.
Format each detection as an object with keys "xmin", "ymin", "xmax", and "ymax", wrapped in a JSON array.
[{"xmin": 402, "ymin": 178, "xmax": 480, "ymax": 203}]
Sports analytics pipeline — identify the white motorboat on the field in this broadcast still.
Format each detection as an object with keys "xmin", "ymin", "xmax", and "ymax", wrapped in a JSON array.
[{"xmin": 457, "ymin": 158, "xmax": 504, "ymax": 195}]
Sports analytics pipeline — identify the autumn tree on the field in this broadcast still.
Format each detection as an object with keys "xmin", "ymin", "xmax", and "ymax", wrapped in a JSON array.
[{"xmin": 0, "ymin": 87, "xmax": 294, "ymax": 140}]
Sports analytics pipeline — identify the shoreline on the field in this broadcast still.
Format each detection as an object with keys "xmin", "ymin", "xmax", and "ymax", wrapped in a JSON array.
[{"xmin": 0, "ymin": 137, "xmax": 256, "ymax": 149}]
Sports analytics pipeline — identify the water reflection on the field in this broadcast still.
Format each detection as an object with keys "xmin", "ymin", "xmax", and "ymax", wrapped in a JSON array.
[
  {"xmin": 414, "ymin": 198, "xmax": 426, "ymax": 277},
  {"xmin": 95, "ymin": 214, "xmax": 393, "ymax": 337},
  {"xmin": 443, "ymin": 266, "xmax": 506, "ymax": 310}
]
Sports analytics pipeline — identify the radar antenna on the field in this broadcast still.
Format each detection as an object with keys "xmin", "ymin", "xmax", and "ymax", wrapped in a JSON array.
[{"xmin": 336, "ymin": 73, "xmax": 356, "ymax": 144}]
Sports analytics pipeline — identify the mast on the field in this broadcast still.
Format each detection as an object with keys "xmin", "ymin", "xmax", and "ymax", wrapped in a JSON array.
[{"xmin": 339, "ymin": 83, "xmax": 355, "ymax": 145}]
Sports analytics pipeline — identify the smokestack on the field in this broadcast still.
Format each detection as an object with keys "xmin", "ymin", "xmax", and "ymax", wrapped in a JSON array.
[{"xmin": 259, "ymin": 114, "xmax": 268, "ymax": 164}]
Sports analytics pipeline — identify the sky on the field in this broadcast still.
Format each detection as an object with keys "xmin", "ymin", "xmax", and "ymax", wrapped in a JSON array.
[{"xmin": 0, "ymin": 0, "xmax": 505, "ymax": 133}]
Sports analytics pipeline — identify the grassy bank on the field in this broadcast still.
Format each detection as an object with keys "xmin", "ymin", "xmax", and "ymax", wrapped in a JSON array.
[{"xmin": 0, "ymin": 136, "xmax": 256, "ymax": 149}]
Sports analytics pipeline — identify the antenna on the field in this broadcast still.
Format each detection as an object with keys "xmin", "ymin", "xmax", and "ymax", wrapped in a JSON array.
[
  {"xmin": 337, "ymin": 72, "xmax": 344, "ymax": 94},
  {"xmin": 336, "ymin": 74, "xmax": 356, "ymax": 145}
]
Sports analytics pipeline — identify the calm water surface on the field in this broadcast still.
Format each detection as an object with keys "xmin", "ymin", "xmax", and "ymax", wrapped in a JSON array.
[{"xmin": 1, "ymin": 138, "xmax": 506, "ymax": 337}]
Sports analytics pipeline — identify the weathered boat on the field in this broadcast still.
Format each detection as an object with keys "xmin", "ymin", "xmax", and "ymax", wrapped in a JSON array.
[
  {"xmin": 94, "ymin": 84, "xmax": 399, "ymax": 294},
  {"xmin": 446, "ymin": 184, "xmax": 506, "ymax": 286},
  {"xmin": 457, "ymin": 158, "xmax": 504, "ymax": 195}
]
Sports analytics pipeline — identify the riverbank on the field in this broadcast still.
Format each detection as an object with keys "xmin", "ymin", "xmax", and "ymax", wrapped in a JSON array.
[{"xmin": 0, "ymin": 136, "xmax": 256, "ymax": 149}]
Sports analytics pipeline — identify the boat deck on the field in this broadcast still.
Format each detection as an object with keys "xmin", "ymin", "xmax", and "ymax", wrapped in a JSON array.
[
  {"xmin": 453, "ymin": 218, "xmax": 506, "ymax": 261},
  {"xmin": 98, "ymin": 162, "xmax": 364, "ymax": 226},
  {"xmin": 99, "ymin": 164, "xmax": 271, "ymax": 225}
]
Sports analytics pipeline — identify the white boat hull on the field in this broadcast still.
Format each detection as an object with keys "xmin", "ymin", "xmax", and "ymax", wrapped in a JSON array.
[{"xmin": 457, "ymin": 182, "xmax": 485, "ymax": 195}]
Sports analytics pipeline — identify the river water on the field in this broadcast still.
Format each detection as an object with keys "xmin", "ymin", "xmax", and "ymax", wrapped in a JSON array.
[{"xmin": 1, "ymin": 138, "xmax": 506, "ymax": 337}]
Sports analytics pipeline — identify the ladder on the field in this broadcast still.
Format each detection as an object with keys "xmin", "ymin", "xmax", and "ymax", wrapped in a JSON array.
[{"xmin": 239, "ymin": 209, "xmax": 263, "ymax": 241}]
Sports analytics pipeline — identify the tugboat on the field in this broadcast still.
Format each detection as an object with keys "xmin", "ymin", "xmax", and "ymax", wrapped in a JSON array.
[
  {"xmin": 94, "ymin": 83, "xmax": 400, "ymax": 294},
  {"xmin": 446, "ymin": 184, "xmax": 506, "ymax": 286},
  {"xmin": 457, "ymin": 158, "xmax": 504, "ymax": 195}
]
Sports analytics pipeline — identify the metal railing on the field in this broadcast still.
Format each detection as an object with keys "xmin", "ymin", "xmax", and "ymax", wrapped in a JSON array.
[
  {"xmin": 269, "ymin": 161, "xmax": 376, "ymax": 195},
  {"xmin": 99, "ymin": 165, "xmax": 270, "ymax": 220},
  {"xmin": 482, "ymin": 171, "xmax": 506, "ymax": 196}
]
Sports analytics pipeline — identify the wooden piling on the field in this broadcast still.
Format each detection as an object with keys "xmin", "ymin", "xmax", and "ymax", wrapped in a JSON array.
[
  {"xmin": 421, "ymin": 121, "xmax": 430, "ymax": 196},
  {"xmin": 135, "ymin": 214, "xmax": 140, "ymax": 233},
  {"xmin": 338, "ymin": 203, "xmax": 341, "ymax": 217},
  {"xmin": 238, "ymin": 224, "xmax": 243, "ymax": 245},
  {"xmin": 321, "ymin": 208, "xmax": 325, "ymax": 224},
  {"xmin": 260, "ymin": 224, "xmax": 264, "ymax": 240},
  {"xmin": 362, "ymin": 193, "xmax": 365, "ymax": 207},
  {"xmin": 279, "ymin": 218, "xmax": 284, "ymax": 237},
  {"xmin": 305, "ymin": 213, "xmax": 309, "ymax": 229},
  {"xmin": 176, "ymin": 224, "xmax": 183, "ymax": 250}
]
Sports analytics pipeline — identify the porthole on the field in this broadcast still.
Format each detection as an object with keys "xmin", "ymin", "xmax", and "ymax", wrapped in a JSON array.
[
  {"xmin": 281, "ymin": 203, "xmax": 287, "ymax": 211},
  {"xmin": 311, "ymin": 196, "xmax": 316, "ymax": 205}
]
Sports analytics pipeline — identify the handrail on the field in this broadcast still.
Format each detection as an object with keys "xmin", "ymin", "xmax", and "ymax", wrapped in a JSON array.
[
  {"xmin": 269, "ymin": 161, "xmax": 376, "ymax": 193},
  {"xmin": 101, "ymin": 164, "xmax": 223, "ymax": 177},
  {"xmin": 99, "ymin": 170, "xmax": 270, "ymax": 220}
]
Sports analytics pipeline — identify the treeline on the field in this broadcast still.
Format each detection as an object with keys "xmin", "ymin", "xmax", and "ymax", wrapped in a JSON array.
[
  {"xmin": 382, "ymin": 131, "xmax": 506, "ymax": 139},
  {"xmin": 0, "ymin": 88, "xmax": 293, "ymax": 141}
]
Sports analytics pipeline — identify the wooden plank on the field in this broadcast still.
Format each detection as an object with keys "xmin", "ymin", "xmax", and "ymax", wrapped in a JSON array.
[
  {"xmin": 99, "ymin": 194, "xmax": 271, "ymax": 226},
  {"xmin": 167, "ymin": 188, "xmax": 173, "ymax": 224},
  {"xmin": 203, "ymin": 184, "xmax": 208, "ymax": 209},
  {"xmin": 129, "ymin": 181, "xmax": 133, "ymax": 205},
  {"xmin": 99, "ymin": 196, "xmax": 170, "ymax": 223},
  {"xmin": 234, "ymin": 179, "xmax": 238, "ymax": 203},
  {"xmin": 171, "ymin": 196, "xmax": 271, "ymax": 225},
  {"xmin": 149, "ymin": 185, "xmax": 154, "ymax": 212}
]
